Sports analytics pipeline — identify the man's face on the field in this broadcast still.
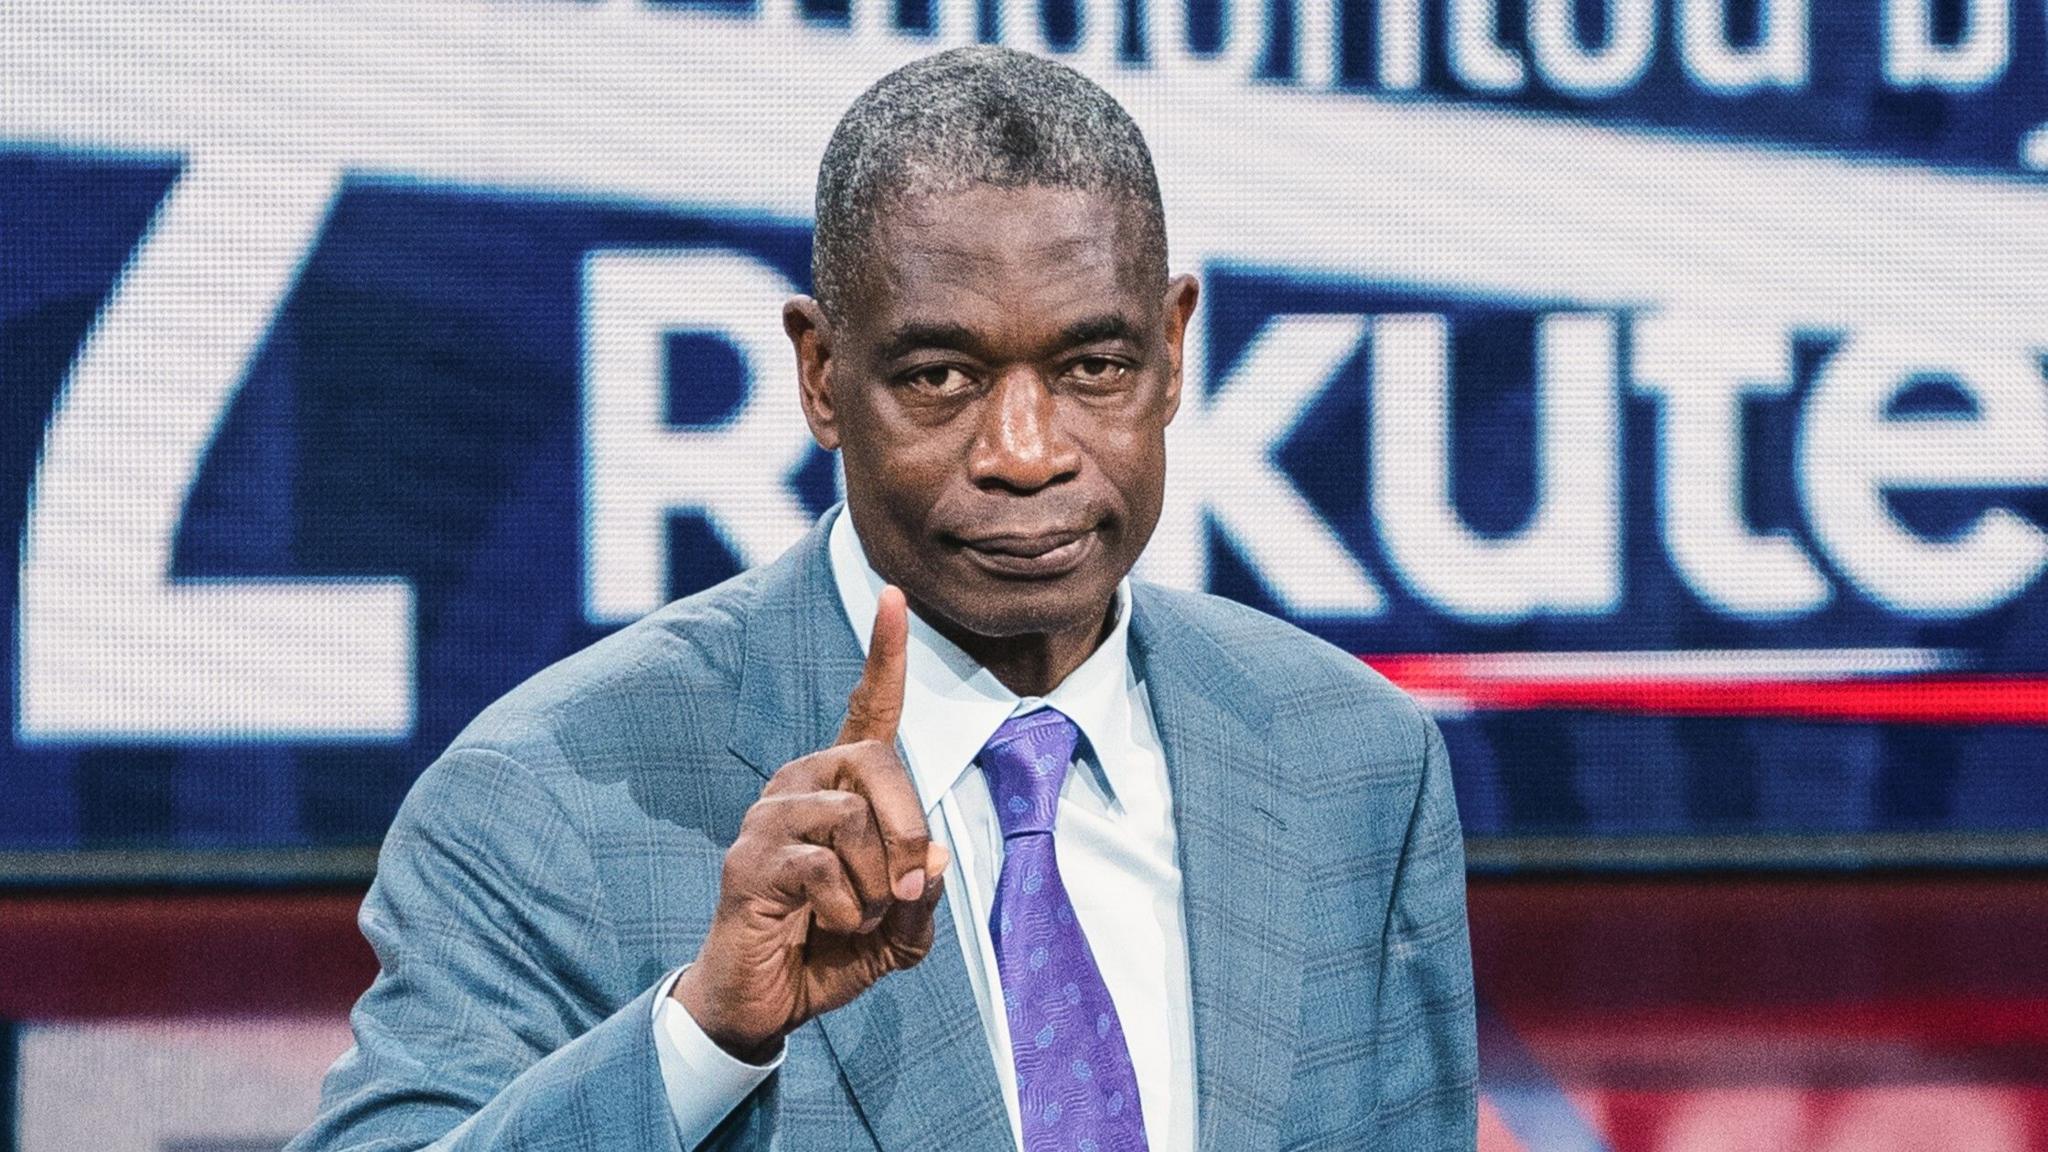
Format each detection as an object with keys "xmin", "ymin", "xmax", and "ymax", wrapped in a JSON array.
[{"xmin": 790, "ymin": 184, "xmax": 1197, "ymax": 642}]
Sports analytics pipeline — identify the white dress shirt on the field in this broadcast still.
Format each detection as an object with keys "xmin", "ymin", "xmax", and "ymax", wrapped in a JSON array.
[{"xmin": 650, "ymin": 508, "xmax": 1198, "ymax": 1151}]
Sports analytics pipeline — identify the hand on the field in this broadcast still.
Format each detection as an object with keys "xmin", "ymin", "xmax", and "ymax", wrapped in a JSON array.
[{"xmin": 674, "ymin": 586, "xmax": 950, "ymax": 1063}]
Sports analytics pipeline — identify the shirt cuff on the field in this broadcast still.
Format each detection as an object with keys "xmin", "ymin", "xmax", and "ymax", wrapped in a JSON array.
[{"xmin": 651, "ymin": 966, "xmax": 784, "ymax": 1148}]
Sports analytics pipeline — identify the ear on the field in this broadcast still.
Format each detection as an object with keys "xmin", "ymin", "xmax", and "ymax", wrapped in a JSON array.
[
  {"xmin": 785, "ymin": 295, "xmax": 842, "ymax": 451},
  {"xmin": 1159, "ymin": 274, "xmax": 1200, "ymax": 426}
]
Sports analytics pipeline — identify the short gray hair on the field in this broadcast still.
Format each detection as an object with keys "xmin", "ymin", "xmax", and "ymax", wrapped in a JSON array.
[{"xmin": 812, "ymin": 45, "xmax": 1169, "ymax": 318}]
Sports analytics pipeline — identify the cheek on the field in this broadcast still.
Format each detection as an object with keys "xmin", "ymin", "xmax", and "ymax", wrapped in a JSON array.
[
  {"xmin": 1083, "ymin": 417, "xmax": 1166, "ymax": 499},
  {"xmin": 845, "ymin": 416, "xmax": 968, "ymax": 517}
]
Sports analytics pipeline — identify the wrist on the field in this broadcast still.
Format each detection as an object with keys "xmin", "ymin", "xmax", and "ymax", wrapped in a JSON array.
[{"xmin": 671, "ymin": 965, "xmax": 786, "ymax": 1066}]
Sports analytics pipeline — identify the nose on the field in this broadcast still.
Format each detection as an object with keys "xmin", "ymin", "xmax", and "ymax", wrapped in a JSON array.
[{"xmin": 967, "ymin": 368, "xmax": 1083, "ymax": 493}]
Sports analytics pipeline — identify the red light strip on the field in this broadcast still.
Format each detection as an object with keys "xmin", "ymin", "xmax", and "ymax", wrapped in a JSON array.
[{"xmin": 1361, "ymin": 654, "xmax": 2048, "ymax": 725}]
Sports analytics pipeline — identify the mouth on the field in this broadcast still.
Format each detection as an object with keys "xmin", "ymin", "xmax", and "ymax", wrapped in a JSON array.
[{"xmin": 954, "ymin": 525, "xmax": 1098, "ymax": 580}]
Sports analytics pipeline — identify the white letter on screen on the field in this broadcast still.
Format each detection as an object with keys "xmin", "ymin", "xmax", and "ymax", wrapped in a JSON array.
[
  {"xmin": 1448, "ymin": 0, "xmax": 1527, "ymax": 91},
  {"xmin": 1377, "ymin": 0, "xmax": 1426, "ymax": 90},
  {"xmin": 1141, "ymin": 314, "xmax": 1385, "ymax": 616},
  {"xmin": 1149, "ymin": 0, "xmax": 1267, "ymax": 80},
  {"xmin": 582, "ymin": 249, "xmax": 815, "ymax": 626},
  {"xmin": 1370, "ymin": 312, "xmax": 1621, "ymax": 621},
  {"xmin": 1528, "ymin": 0, "xmax": 1657, "ymax": 97},
  {"xmin": 1800, "ymin": 328, "xmax": 2048, "ymax": 617},
  {"xmin": 990, "ymin": 0, "xmax": 1122, "ymax": 67},
  {"xmin": 1677, "ymin": 0, "xmax": 1809, "ymax": 93},
  {"xmin": 1635, "ymin": 313, "xmax": 1830, "ymax": 618},
  {"xmin": 1883, "ymin": 0, "xmax": 2009, "ymax": 91},
  {"xmin": 17, "ymin": 157, "xmax": 415, "ymax": 743}
]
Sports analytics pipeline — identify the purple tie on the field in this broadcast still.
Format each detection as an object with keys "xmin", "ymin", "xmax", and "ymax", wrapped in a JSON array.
[{"xmin": 977, "ymin": 707, "xmax": 1149, "ymax": 1152}]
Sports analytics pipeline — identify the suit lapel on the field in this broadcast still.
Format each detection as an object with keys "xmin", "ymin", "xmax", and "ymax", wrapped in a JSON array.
[
  {"xmin": 1131, "ymin": 588, "xmax": 1308, "ymax": 1152},
  {"xmin": 726, "ymin": 516, "xmax": 861, "ymax": 787},
  {"xmin": 727, "ymin": 517, "xmax": 1012, "ymax": 1152}
]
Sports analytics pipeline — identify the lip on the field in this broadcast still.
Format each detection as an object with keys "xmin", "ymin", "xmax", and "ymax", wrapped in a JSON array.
[{"xmin": 956, "ymin": 526, "xmax": 1097, "ymax": 579}]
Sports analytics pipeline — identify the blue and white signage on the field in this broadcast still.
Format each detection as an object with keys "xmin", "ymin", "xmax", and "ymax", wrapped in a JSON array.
[{"xmin": 4, "ymin": 0, "xmax": 2046, "ymax": 861}]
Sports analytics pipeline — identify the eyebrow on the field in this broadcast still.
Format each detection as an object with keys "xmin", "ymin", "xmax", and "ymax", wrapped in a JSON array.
[
  {"xmin": 874, "ymin": 313, "xmax": 1144, "ymax": 363},
  {"xmin": 1058, "ymin": 314, "xmax": 1141, "ymax": 348},
  {"xmin": 876, "ymin": 322, "xmax": 988, "ymax": 362}
]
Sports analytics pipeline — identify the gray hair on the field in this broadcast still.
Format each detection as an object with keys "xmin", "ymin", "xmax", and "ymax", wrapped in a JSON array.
[{"xmin": 812, "ymin": 45, "xmax": 1169, "ymax": 318}]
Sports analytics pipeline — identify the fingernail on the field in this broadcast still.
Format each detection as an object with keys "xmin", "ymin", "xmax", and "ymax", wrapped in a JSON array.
[{"xmin": 895, "ymin": 868, "xmax": 926, "ymax": 901}]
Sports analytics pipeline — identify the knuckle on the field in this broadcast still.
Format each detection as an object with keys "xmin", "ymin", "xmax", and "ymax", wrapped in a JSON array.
[
  {"xmin": 813, "ymin": 744, "xmax": 859, "ymax": 776},
  {"xmin": 767, "ymin": 750, "xmax": 826, "ymax": 788},
  {"xmin": 738, "ymin": 797, "xmax": 779, "ymax": 833},
  {"xmin": 793, "ymin": 845, "xmax": 836, "ymax": 887},
  {"xmin": 823, "ymin": 789, "xmax": 866, "ymax": 823},
  {"xmin": 833, "ymin": 803, "xmax": 879, "ymax": 848},
  {"xmin": 720, "ymin": 845, "xmax": 754, "ymax": 890}
]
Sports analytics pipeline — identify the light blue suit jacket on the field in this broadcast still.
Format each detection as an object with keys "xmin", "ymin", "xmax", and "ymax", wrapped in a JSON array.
[{"xmin": 294, "ymin": 516, "xmax": 1477, "ymax": 1151}]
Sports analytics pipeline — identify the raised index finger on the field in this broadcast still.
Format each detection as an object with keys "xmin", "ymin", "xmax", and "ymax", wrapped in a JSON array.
[{"xmin": 838, "ymin": 584, "xmax": 908, "ymax": 746}]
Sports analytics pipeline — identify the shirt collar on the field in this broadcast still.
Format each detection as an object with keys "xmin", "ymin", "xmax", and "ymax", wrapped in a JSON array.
[{"xmin": 827, "ymin": 505, "xmax": 1138, "ymax": 815}]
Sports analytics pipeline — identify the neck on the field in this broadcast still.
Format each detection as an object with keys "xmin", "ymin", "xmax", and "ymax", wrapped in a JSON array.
[{"xmin": 907, "ymin": 591, "xmax": 1117, "ymax": 698}]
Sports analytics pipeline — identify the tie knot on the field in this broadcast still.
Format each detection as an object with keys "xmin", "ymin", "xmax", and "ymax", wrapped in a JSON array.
[{"xmin": 976, "ymin": 708, "xmax": 1080, "ymax": 838}]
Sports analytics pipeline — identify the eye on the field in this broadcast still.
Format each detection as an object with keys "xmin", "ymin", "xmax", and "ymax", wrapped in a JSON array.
[
  {"xmin": 1068, "ymin": 356, "xmax": 1129, "ymax": 388},
  {"xmin": 901, "ymin": 364, "xmax": 975, "ymax": 398}
]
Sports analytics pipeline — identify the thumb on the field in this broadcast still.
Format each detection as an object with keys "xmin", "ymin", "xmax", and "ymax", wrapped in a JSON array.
[
  {"xmin": 839, "ymin": 584, "xmax": 908, "ymax": 746},
  {"xmin": 880, "ymin": 842, "xmax": 950, "ymax": 966}
]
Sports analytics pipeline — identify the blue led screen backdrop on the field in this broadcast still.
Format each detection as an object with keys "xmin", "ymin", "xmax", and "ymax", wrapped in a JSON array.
[{"xmin": 4, "ymin": 0, "xmax": 2048, "ymax": 864}]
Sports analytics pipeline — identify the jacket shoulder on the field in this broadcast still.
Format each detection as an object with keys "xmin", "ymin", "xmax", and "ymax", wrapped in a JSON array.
[
  {"xmin": 1131, "ymin": 582, "xmax": 1431, "ymax": 756},
  {"xmin": 444, "ymin": 566, "xmax": 769, "ymax": 770}
]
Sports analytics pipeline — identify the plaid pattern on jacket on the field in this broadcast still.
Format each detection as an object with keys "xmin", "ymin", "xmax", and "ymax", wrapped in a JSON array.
[{"xmin": 293, "ymin": 512, "xmax": 1477, "ymax": 1152}]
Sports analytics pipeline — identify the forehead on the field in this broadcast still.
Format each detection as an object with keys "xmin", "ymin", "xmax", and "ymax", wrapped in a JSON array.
[{"xmin": 851, "ymin": 185, "xmax": 1156, "ymax": 346}]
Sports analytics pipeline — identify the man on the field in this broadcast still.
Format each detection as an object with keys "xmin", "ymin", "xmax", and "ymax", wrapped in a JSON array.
[{"xmin": 295, "ymin": 45, "xmax": 1475, "ymax": 1152}]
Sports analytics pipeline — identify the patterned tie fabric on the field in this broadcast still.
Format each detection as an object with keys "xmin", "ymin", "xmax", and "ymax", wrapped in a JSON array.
[{"xmin": 976, "ymin": 707, "xmax": 1149, "ymax": 1152}]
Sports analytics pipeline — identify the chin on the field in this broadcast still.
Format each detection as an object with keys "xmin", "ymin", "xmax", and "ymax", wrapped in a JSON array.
[{"xmin": 923, "ymin": 571, "xmax": 1112, "ymax": 641}]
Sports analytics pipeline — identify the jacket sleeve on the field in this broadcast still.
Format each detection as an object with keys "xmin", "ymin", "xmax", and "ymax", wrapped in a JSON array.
[
  {"xmin": 289, "ymin": 746, "xmax": 714, "ymax": 1152},
  {"xmin": 1370, "ymin": 713, "xmax": 1480, "ymax": 1148}
]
